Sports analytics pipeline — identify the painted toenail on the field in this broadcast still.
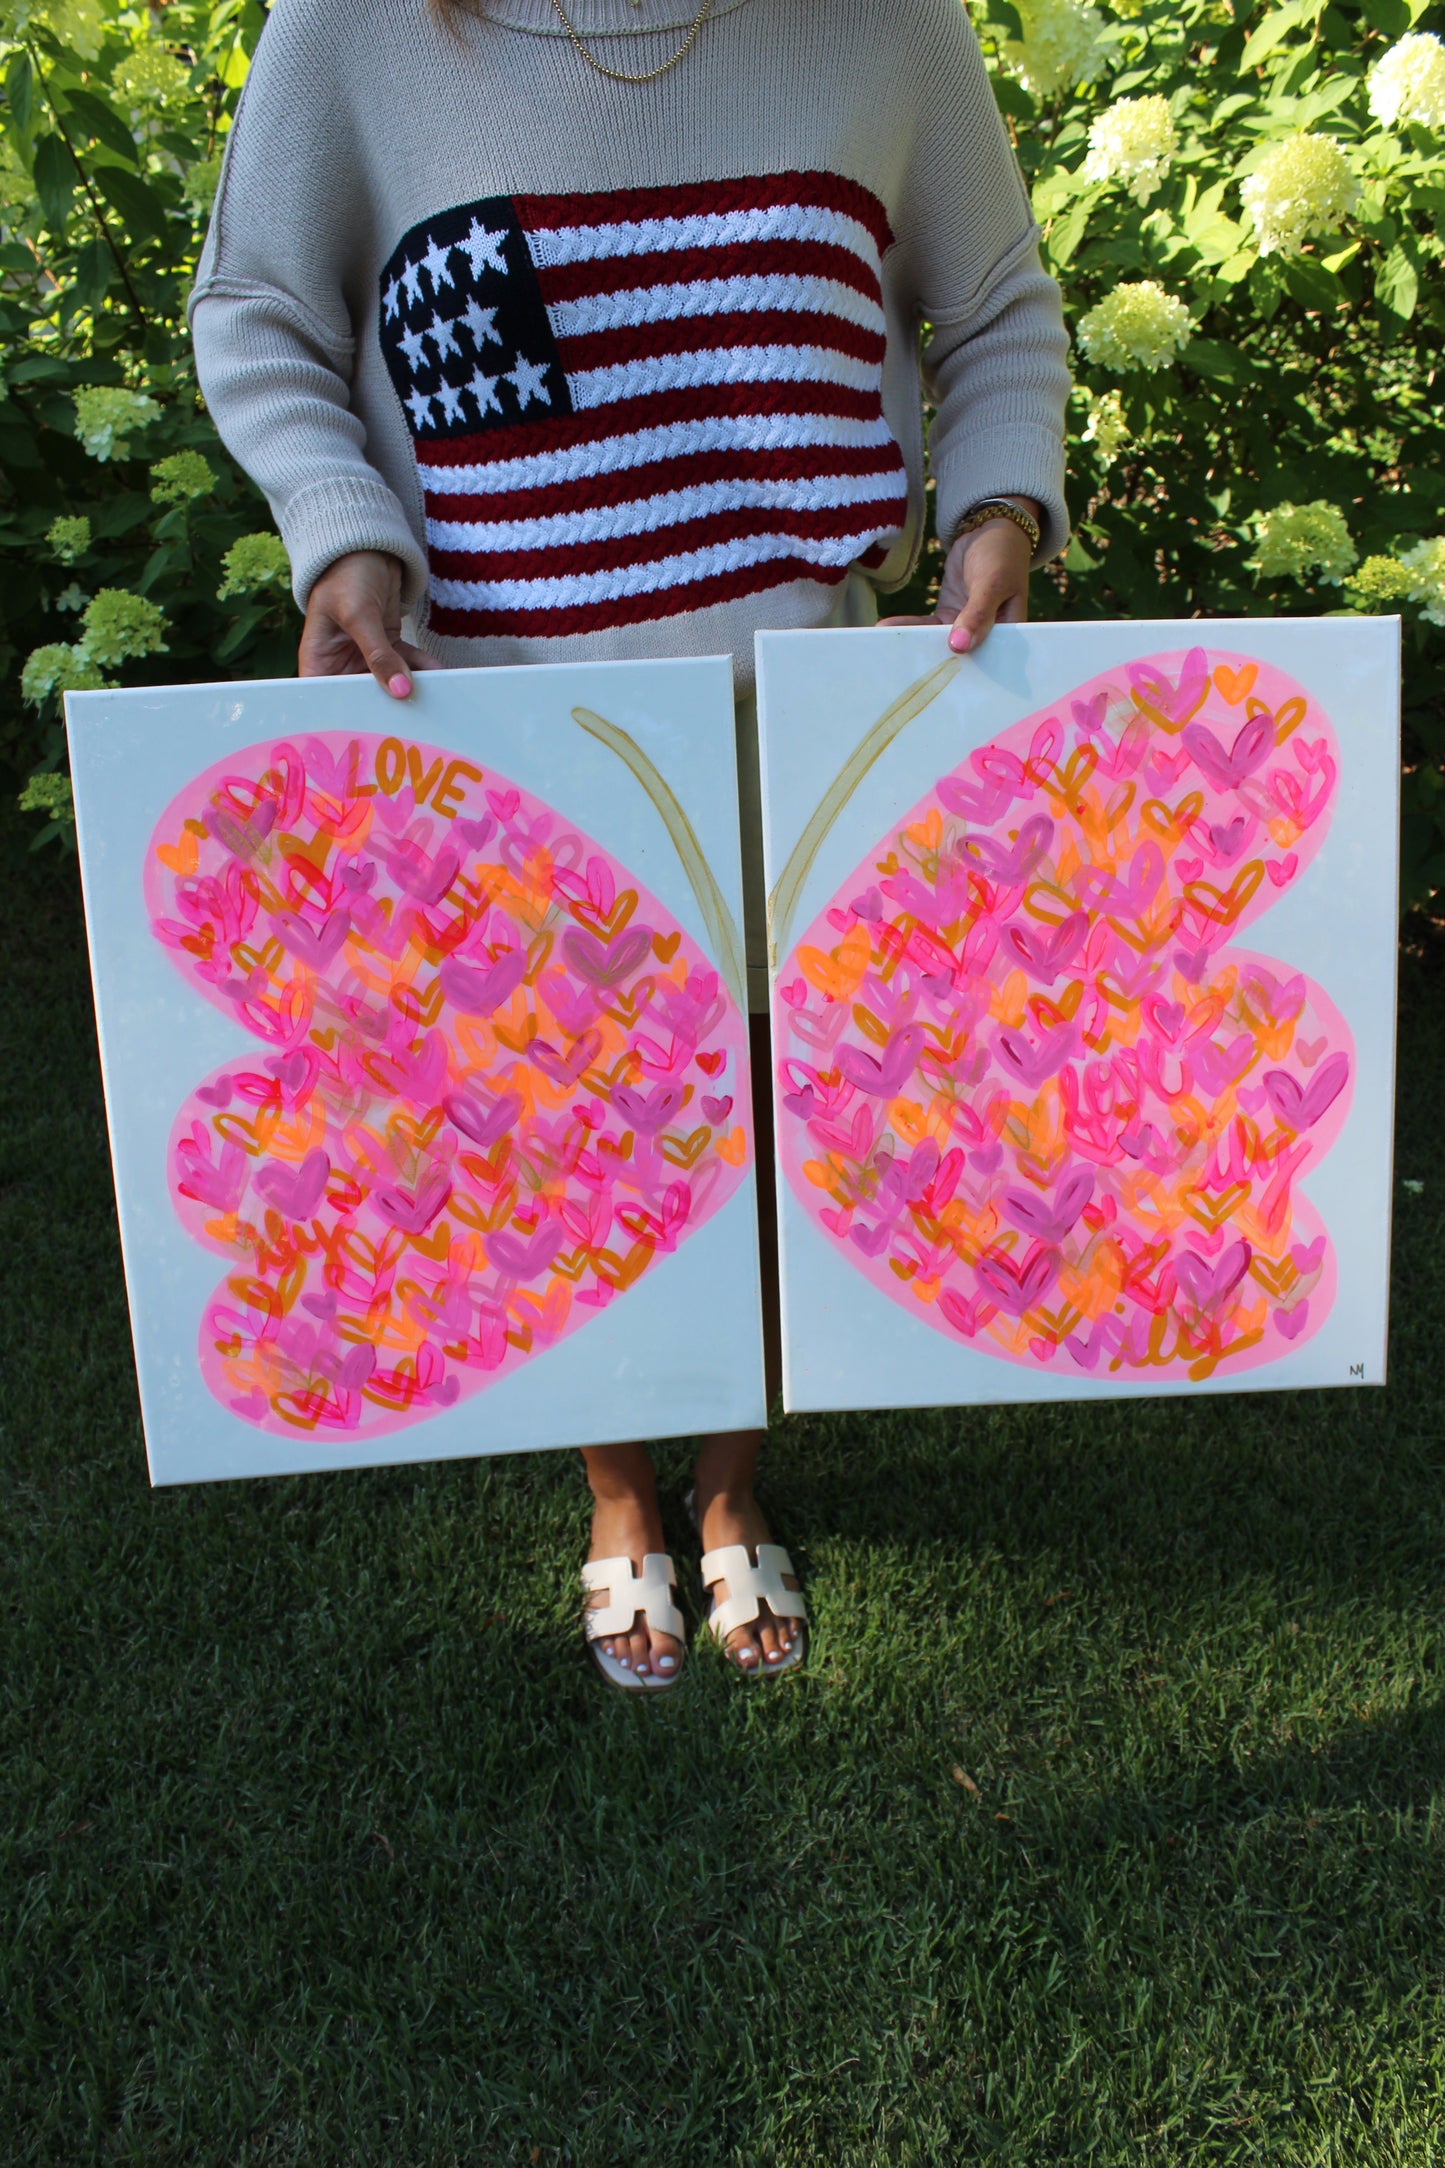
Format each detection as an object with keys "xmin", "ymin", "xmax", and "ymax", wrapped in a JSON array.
[{"xmin": 656, "ymin": 1653, "xmax": 677, "ymax": 1670}]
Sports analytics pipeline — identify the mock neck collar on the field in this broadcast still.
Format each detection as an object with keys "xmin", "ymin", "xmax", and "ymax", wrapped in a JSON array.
[{"xmin": 473, "ymin": 0, "xmax": 753, "ymax": 35}]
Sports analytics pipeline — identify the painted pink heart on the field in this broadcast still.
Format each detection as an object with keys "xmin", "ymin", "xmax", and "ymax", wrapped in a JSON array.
[
  {"xmin": 775, "ymin": 648, "xmax": 1351, "ymax": 1384},
  {"xmin": 254, "ymin": 1148, "xmax": 332, "ymax": 1221},
  {"xmin": 147, "ymin": 729, "xmax": 750, "ymax": 1438}
]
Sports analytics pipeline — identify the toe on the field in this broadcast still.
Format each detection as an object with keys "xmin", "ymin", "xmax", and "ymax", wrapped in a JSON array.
[
  {"xmin": 726, "ymin": 1625, "xmax": 761, "ymax": 1672},
  {"xmin": 648, "ymin": 1626, "xmax": 683, "ymax": 1682},
  {"xmin": 625, "ymin": 1624, "xmax": 652, "ymax": 1674}
]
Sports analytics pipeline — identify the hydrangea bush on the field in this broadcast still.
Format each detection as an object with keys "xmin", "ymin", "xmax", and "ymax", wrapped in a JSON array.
[
  {"xmin": 946, "ymin": 0, "xmax": 1445, "ymax": 910},
  {"xmin": 0, "ymin": 0, "xmax": 292, "ymax": 844},
  {"xmin": 1, "ymin": 0, "xmax": 1443, "ymax": 907}
]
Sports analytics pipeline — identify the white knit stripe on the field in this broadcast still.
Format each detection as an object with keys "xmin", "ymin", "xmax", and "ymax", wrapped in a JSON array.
[
  {"xmin": 546, "ymin": 272, "xmax": 885, "ymax": 342},
  {"xmin": 525, "ymin": 204, "xmax": 883, "ymax": 278},
  {"xmin": 430, "ymin": 527, "xmax": 898, "ymax": 610},
  {"xmin": 426, "ymin": 469, "xmax": 905, "ymax": 552},
  {"xmin": 570, "ymin": 345, "xmax": 879, "ymax": 411},
  {"xmin": 418, "ymin": 411, "xmax": 898, "ymax": 497}
]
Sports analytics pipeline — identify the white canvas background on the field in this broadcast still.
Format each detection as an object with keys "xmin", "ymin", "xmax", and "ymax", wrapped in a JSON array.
[
  {"xmin": 756, "ymin": 619, "xmax": 1400, "ymax": 1412},
  {"xmin": 68, "ymin": 657, "xmax": 766, "ymax": 1484}
]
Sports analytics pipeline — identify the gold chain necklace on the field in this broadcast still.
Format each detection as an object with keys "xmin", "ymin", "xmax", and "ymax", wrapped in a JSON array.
[{"xmin": 547, "ymin": 0, "xmax": 715, "ymax": 83}]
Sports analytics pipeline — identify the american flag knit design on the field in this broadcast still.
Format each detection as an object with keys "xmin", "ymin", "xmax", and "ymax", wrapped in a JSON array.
[{"xmin": 377, "ymin": 171, "xmax": 909, "ymax": 640}]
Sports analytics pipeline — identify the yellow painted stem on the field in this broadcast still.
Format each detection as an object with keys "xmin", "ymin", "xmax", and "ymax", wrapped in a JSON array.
[
  {"xmin": 571, "ymin": 704, "xmax": 748, "ymax": 1014},
  {"xmin": 766, "ymin": 651, "xmax": 963, "ymax": 966}
]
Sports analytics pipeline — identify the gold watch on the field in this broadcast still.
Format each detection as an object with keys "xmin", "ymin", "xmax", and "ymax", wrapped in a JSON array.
[{"xmin": 953, "ymin": 498, "xmax": 1041, "ymax": 554}]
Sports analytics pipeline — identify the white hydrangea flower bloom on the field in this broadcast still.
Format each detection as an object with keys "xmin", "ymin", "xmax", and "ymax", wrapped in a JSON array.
[
  {"xmin": 1076, "ymin": 282, "xmax": 1193, "ymax": 372},
  {"xmin": 1252, "ymin": 501, "xmax": 1357, "ymax": 584},
  {"xmin": 1239, "ymin": 134, "xmax": 1361, "ymax": 259},
  {"xmin": 114, "ymin": 46, "xmax": 194, "ymax": 106},
  {"xmin": 1368, "ymin": 33, "xmax": 1445, "ymax": 131},
  {"xmin": 1001, "ymin": 0, "xmax": 1107, "ymax": 98},
  {"xmin": 71, "ymin": 386, "xmax": 162, "ymax": 462},
  {"xmin": 1081, "ymin": 388, "xmax": 1129, "ymax": 463},
  {"xmin": 1082, "ymin": 95, "xmax": 1178, "ymax": 202},
  {"xmin": 1400, "ymin": 537, "xmax": 1445, "ymax": 626}
]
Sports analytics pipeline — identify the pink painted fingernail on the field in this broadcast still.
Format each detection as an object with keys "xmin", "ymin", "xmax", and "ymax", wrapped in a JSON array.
[
  {"xmin": 388, "ymin": 672, "xmax": 412, "ymax": 698},
  {"xmin": 949, "ymin": 626, "xmax": 971, "ymax": 653}
]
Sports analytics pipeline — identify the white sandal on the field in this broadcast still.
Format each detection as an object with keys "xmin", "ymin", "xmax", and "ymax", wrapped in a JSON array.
[
  {"xmin": 700, "ymin": 1543, "xmax": 808, "ymax": 1677},
  {"xmin": 581, "ymin": 1553, "xmax": 686, "ymax": 1693}
]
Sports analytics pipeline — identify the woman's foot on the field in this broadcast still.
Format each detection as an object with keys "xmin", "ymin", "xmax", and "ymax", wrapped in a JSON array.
[
  {"xmin": 582, "ymin": 1444, "xmax": 684, "ymax": 1684},
  {"xmin": 695, "ymin": 1481, "xmax": 803, "ymax": 1675}
]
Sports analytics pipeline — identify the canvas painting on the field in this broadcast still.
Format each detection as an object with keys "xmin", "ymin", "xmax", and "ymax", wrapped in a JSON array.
[
  {"xmin": 67, "ymin": 658, "xmax": 765, "ymax": 1485},
  {"xmin": 756, "ymin": 620, "xmax": 1400, "ymax": 1413}
]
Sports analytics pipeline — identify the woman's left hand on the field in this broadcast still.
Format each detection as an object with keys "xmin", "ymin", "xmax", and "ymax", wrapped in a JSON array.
[
  {"xmin": 879, "ymin": 506, "xmax": 1036, "ymax": 650},
  {"xmin": 933, "ymin": 516, "xmax": 1033, "ymax": 652}
]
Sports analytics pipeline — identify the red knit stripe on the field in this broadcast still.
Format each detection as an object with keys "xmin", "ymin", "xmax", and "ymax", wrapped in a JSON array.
[
  {"xmin": 535, "ymin": 236, "xmax": 882, "ymax": 309},
  {"xmin": 514, "ymin": 171, "xmax": 894, "ymax": 254},
  {"xmin": 428, "ymin": 496, "xmax": 908, "ymax": 580},
  {"xmin": 429, "ymin": 554, "xmax": 855, "ymax": 639},
  {"xmin": 556, "ymin": 308, "xmax": 884, "ymax": 374},
  {"xmin": 423, "ymin": 442, "xmax": 904, "ymax": 522},
  {"xmin": 416, "ymin": 380, "xmax": 883, "ymax": 468}
]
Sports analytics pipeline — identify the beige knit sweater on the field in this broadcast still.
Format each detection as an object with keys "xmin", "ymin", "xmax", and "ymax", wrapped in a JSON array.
[{"xmin": 190, "ymin": 0, "xmax": 1070, "ymax": 679}]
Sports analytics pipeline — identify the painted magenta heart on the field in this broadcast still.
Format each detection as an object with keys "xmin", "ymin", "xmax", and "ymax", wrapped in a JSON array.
[
  {"xmin": 773, "ymin": 647, "xmax": 1351, "ymax": 1383},
  {"xmin": 147, "ymin": 728, "xmax": 750, "ymax": 1437}
]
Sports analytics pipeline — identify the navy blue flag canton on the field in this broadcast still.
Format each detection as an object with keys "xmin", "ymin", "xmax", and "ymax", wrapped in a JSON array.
[{"xmin": 377, "ymin": 196, "xmax": 573, "ymax": 445}]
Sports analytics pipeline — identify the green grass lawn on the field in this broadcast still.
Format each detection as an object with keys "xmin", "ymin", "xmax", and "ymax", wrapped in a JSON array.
[{"xmin": 3, "ymin": 804, "xmax": 1444, "ymax": 2167}]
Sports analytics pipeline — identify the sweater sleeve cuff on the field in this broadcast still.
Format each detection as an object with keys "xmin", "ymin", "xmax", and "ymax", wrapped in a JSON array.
[
  {"xmin": 278, "ymin": 473, "xmax": 431, "ymax": 613},
  {"xmin": 932, "ymin": 424, "xmax": 1070, "ymax": 566}
]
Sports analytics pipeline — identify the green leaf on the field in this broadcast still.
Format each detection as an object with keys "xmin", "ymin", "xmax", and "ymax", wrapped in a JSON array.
[
  {"xmin": 5, "ymin": 49, "xmax": 35, "ymax": 135},
  {"xmin": 1361, "ymin": 0, "xmax": 1410, "ymax": 33},
  {"xmin": 1283, "ymin": 255, "xmax": 1347, "ymax": 311},
  {"xmin": 216, "ymin": 604, "xmax": 266, "ymax": 659},
  {"xmin": 1046, "ymin": 199, "xmax": 1091, "ymax": 269},
  {"xmin": 987, "ymin": 0, "xmax": 1025, "ymax": 35},
  {"xmin": 991, "ymin": 75, "xmax": 1035, "ymax": 123},
  {"xmin": 1240, "ymin": 0, "xmax": 1319, "ymax": 70},
  {"xmin": 1063, "ymin": 533, "xmax": 1101, "ymax": 573},
  {"xmin": 1182, "ymin": 337, "xmax": 1255, "ymax": 384},
  {"xmin": 32, "ymin": 133, "xmax": 75, "ymax": 232},
  {"xmin": 1376, "ymin": 241, "xmax": 1419, "ymax": 321},
  {"xmin": 93, "ymin": 167, "xmax": 172, "ymax": 245},
  {"xmin": 89, "ymin": 492, "xmax": 153, "ymax": 539},
  {"xmin": 70, "ymin": 235, "xmax": 110, "ymax": 312},
  {"xmin": 61, "ymin": 88, "xmax": 140, "ymax": 167}
]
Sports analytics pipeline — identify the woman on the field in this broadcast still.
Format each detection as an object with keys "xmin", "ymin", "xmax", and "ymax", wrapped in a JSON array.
[{"xmin": 190, "ymin": 0, "xmax": 1070, "ymax": 1687}]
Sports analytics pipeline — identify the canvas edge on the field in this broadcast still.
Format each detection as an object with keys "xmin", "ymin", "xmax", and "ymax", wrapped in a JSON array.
[{"xmin": 65, "ymin": 688, "xmax": 161, "ymax": 1482}]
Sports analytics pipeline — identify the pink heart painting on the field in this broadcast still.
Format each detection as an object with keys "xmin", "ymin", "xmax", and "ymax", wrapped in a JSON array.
[
  {"xmin": 774, "ymin": 648, "xmax": 1350, "ymax": 1384},
  {"xmin": 146, "ymin": 730, "xmax": 751, "ymax": 1438}
]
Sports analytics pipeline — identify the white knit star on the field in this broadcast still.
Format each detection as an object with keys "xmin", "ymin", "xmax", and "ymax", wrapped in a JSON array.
[
  {"xmin": 435, "ymin": 379, "xmax": 466, "ymax": 424},
  {"xmin": 399, "ymin": 259, "xmax": 424, "ymax": 306},
  {"xmin": 459, "ymin": 219, "xmax": 508, "ymax": 278},
  {"xmin": 505, "ymin": 353, "xmax": 552, "ymax": 409},
  {"xmin": 399, "ymin": 324, "xmax": 429, "ymax": 371},
  {"xmin": 382, "ymin": 275, "xmax": 402, "ymax": 323},
  {"xmin": 462, "ymin": 298, "xmax": 501, "ymax": 348},
  {"xmin": 406, "ymin": 387, "xmax": 434, "ymax": 429},
  {"xmin": 468, "ymin": 369, "xmax": 502, "ymax": 418},
  {"xmin": 422, "ymin": 236, "xmax": 455, "ymax": 291},
  {"xmin": 427, "ymin": 312, "xmax": 461, "ymax": 362}
]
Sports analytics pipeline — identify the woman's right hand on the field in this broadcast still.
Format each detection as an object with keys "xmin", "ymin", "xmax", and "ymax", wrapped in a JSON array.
[{"xmin": 298, "ymin": 549, "xmax": 439, "ymax": 699}]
